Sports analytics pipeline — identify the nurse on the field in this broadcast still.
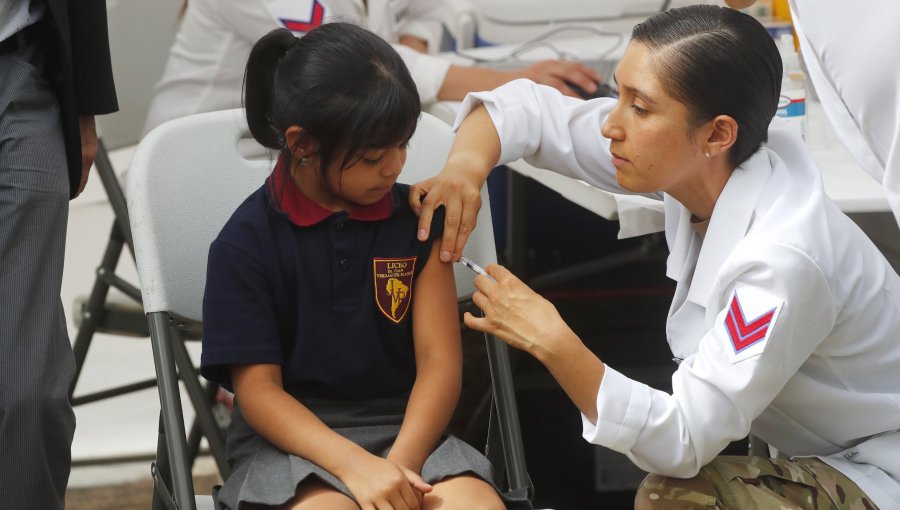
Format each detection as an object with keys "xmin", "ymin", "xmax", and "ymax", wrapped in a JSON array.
[{"xmin": 411, "ymin": 5, "xmax": 900, "ymax": 509}]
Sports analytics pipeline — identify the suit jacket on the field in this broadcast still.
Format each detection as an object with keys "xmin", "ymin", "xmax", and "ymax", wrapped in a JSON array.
[{"xmin": 44, "ymin": 0, "xmax": 118, "ymax": 198}]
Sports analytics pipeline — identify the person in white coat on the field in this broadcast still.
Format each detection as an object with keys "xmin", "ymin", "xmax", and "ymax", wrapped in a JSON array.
[
  {"xmin": 141, "ymin": 0, "xmax": 601, "ymax": 135},
  {"xmin": 409, "ymin": 5, "xmax": 900, "ymax": 509}
]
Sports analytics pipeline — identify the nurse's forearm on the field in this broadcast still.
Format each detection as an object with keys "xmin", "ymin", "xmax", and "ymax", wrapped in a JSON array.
[
  {"xmin": 534, "ymin": 332, "xmax": 605, "ymax": 423},
  {"xmin": 446, "ymin": 104, "xmax": 502, "ymax": 183}
]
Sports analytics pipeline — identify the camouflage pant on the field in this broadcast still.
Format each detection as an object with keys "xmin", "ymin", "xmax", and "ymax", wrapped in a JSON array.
[{"xmin": 634, "ymin": 456, "xmax": 878, "ymax": 510}]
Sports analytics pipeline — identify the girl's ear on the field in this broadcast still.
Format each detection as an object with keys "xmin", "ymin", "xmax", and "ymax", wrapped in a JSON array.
[{"xmin": 284, "ymin": 125, "xmax": 317, "ymax": 160}]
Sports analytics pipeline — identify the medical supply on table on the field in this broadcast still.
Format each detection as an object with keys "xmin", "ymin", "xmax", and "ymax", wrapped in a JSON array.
[{"xmin": 776, "ymin": 33, "xmax": 807, "ymax": 139}]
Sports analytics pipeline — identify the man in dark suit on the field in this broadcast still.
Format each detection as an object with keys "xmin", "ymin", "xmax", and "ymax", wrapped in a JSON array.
[{"xmin": 0, "ymin": 0, "xmax": 117, "ymax": 507}]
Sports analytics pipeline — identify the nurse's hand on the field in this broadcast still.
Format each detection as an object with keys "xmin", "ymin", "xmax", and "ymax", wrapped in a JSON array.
[
  {"xmin": 464, "ymin": 264, "xmax": 573, "ymax": 358},
  {"xmin": 410, "ymin": 161, "xmax": 484, "ymax": 263}
]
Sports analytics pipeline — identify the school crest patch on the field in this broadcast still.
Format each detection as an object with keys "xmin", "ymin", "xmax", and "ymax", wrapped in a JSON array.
[
  {"xmin": 721, "ymin": 285, "xmax": 784, "ymax": 363},
  {"xmin": 373, "ymin": 257, "xmax": 417, "ymax": 323}
]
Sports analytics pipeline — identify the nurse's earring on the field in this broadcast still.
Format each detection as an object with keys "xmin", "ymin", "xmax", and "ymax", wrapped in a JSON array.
[
  {"xmin": 299, "ymin": 157, "xmax": 310, "ymax": 165},
  {"xmin": 704, "ymin": 152, "xmax": 711, "ymax": 158}
]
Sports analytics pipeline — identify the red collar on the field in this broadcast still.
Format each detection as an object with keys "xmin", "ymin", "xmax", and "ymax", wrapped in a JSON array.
[{"xmin": 268, "ymin": 155, "xmax": 397, "ymax": 227}]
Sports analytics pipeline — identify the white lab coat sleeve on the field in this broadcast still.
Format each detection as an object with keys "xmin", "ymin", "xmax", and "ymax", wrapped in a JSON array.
[
  {"xmin": 455, "ymin": 79, "xmax": 660, "ymax": 198},
  {"xmin": 218, "ymin": 0, "xmax": 284, "ymax": 44},
  {"xmin": 583, "ymin": 243, "xmax": 836, "ymax": 477},
  {"xmin": 398, "ymin": 0, "xmax": 446, "ymax": 53},
  {"xmin": 392, "ymin": 44, "xmax": 450, "ymax": 104}
]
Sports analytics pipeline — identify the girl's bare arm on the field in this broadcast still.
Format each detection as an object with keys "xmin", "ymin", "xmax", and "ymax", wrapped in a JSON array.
[{"xmin": 387, "ymin": 241, "xmax": 463, "ymax": 473}]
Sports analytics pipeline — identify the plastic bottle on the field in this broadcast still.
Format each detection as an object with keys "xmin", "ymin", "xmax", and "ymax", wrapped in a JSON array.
[{"xmin": 775, "ymin": 33, "xmax": 807, "ymax": 139}]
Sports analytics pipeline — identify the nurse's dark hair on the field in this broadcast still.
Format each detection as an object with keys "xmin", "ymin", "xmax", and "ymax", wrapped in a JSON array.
[
  {"xmin": 243, "ymin": 23, "xmax": 421, "ymax": 175},
  {"xmin": 632, "ymin": 5, "xmax": 781, "ymax": 168}
]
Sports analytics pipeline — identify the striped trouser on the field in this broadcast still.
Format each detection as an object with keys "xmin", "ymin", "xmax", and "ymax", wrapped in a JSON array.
[
  {"xmin": 0, "ymin": 41, "xmax": 75, "ymax": 509},
  {"xmin": 635, "ymin": 456, "xmax": 878, "ymax": 510}
]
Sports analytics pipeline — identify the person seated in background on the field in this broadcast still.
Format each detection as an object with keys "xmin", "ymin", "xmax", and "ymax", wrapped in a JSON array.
[{"xmin": 141, "ymin": 0, "xmax": 601, "ymax": 135}]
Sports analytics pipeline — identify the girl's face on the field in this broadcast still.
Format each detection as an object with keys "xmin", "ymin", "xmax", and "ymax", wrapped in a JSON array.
[
  {"xmin": 600, "ymin": 42, "xmax": 708, "ymax": 196},
  {"xmin": 319, "ymin": 142, "xmax": 408, "ymax": 209}
]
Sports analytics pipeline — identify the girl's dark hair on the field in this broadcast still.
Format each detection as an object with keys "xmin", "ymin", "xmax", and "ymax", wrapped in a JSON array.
[
  {"xmin": 244, "ymin": 23, "xmax": 421, "ymax": 175},
  {"xmin": 632, "ymin": 5, "xmax": 781, "ymax": 168}
]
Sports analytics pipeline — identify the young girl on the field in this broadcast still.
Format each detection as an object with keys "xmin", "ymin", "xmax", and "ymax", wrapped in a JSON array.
[{"xmin": 200, "ymin": 23, "xmax": 528, "ymax": 510}]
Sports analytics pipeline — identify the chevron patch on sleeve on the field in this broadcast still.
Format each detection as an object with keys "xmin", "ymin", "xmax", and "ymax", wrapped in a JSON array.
[
  {"xmin": 268, "ymin": 0, "xmax": 328, "ymax": 34},
  {"xmin": 721, "ymin": 285, "xmax": 784, "ymax": 363}
]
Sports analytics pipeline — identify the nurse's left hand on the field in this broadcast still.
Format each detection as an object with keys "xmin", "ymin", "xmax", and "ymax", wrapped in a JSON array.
[{"xmin": 464, "ymin": 264, "xmax": 573, "ymax": 359}]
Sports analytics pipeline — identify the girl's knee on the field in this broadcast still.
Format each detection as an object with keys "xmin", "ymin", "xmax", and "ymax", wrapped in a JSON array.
[
  {"xmin": 279, "ymin": 479, "xmax": 359, "ymax": 510},
  {"xmin": 425, "ymin": 475, "xmax": 505, "ymax": 510}
]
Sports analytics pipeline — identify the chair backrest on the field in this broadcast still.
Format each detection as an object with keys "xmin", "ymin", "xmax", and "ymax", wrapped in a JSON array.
[
  {"xmin": 127, "ymin": 109, "xmax": 271, "ymax": 321},
  {"xmin": 127, "ymin": 109, "xmax": 492, "ymax": 321}
]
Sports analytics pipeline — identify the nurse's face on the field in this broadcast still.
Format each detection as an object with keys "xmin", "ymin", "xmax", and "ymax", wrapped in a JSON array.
[{"xmin": 601, "ymin": 42, "xmax": 707, "ymax": 195}]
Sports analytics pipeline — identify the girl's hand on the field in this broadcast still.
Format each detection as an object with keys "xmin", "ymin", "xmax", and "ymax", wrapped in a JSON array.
[
  {"xmin": 397, "ymin": 463, "xmax": 428, "ymax": 508},
  {"xmin": 464, "ymin": 264, "xmax": 574, "ymax": 360},
  {"xmin": 337, "ymin": 453, "xmax": 432, "ymax": 510}
]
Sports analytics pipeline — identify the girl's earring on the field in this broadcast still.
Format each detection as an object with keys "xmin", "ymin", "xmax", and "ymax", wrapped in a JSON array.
[
  {"xmin": 704, "ymin": 152, "xmax": 711, "ymax": 158},
  {"xmin": 299, "ymin": 156, "xmax": 310, "ymax": 165}
]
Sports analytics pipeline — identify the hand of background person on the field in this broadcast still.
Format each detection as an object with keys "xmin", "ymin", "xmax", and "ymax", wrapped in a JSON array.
[
  {"xmin": 464, "ymin": 264, "xmax": 572, "ymax": 358},
  {"xmin": 515, "ymin": 59, "xmax": 603, "ymax": 99},
  {"xmin": 76, "ymin": 115, "xmax": 98, "ymax": 197},
  {"xmin": 339, "ymin": 453, "xmax": 432, "ymax": 510}
]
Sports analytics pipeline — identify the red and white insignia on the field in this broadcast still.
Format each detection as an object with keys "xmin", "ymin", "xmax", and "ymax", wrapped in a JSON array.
[
  {"xmin": 373, "ymin": 257, "xmax": 417, "ymax": 324},
  {"xmin": 722, "ymin": 286, "xmax": 783, "ymax": 362},
  {"xmin": 268, "ymin": 0, "xmax": 327, "ymax": 33}
]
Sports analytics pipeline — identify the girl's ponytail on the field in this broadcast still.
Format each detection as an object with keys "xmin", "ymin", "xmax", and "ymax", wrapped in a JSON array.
[
  {"xmin": 242, "ymin": 23, "xmax": 420, "ymax": 176},
  {"xmin": 243, "ymin": 29, "xmax": 297, "ymax": 150}
]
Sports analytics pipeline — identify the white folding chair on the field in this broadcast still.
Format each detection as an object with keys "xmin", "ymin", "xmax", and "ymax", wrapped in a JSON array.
[{"xmin": 128, "ymin": 109, "xmax": 532, "ymax": 509}]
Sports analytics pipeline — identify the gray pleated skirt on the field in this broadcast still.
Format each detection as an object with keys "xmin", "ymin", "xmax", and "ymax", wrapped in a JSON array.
[{"xmin": 214, "ymin": 394, "xmax": 531, "ymax": 509}]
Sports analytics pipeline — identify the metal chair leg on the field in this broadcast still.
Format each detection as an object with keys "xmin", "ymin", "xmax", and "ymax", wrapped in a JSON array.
[
  {"xmin": 170, "ymin": 327, "xmax": 231, "ymax": 478},
  {"xmin": 185, "ymin": 382, "xmax": 223, "ymax": 470},
  {"xmin": 484, "ymin": 332, "xmax": 531, "ymax": 495},
  {"xmin": 69, "ymin": 223, "xmax": 126, "ymax": 400},
  {"xmin": 149, "ymin": 312, "xmax": 197, "ymax": 510}
]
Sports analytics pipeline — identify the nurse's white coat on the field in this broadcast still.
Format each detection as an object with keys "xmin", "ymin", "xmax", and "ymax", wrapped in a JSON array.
[{"xmin": 456, "ymin": 79, "xmax": 900, "ymax": 508}]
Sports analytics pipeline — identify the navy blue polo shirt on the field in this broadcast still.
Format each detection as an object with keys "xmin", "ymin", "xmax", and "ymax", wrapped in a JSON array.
[{"xmin": 201, "ymin": 159, "xmax": 444, "ymax": 400}]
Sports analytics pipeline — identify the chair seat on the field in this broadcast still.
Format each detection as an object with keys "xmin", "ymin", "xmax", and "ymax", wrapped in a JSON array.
[
  {"xmin": 72, "ymin": 288, "xmax": 148, "ymax": 337},
  {"xmin": 73, "ymin": 288, "xmax": 203, "ymax": 339}
]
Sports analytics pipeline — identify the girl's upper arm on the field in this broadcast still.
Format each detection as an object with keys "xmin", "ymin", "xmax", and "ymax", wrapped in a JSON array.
[{"xmin": 411, "ymin": 241, "xmax": 461, "ymax": 360}]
